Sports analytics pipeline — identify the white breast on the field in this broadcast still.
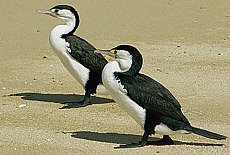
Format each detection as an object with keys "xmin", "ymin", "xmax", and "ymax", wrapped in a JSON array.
[
  {"xmin": 102, "ymin": 62, "xmax": 146, "ymax": 129},
  {"xmin": 49, "ymin": 26, "xmax": 90, "ymax": 87}
]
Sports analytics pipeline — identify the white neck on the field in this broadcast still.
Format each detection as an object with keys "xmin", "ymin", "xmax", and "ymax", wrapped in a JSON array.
[
  {"xmin": 102, "ymin": 61, "xmax": 123, "ymax": 93},
  {"xmin": 102, "ymin": 61, "xmax": 123, "ymax": 78},
  {"xmin": 101, "ymin": 58, "xmax": 133, "ymax": 83},
  {"xmin": 49, "ymin": 18, "xmax": 76, "ymax": 56},
  {"xmin": 116, "ymin": 58, "xmax": 132, "ymax": 72},
  {"xmin": 48, "ymin": 18, "xmax": 90, "ymax": 88},
  {"xmin": 50, "ymin": 18, "xmax": 76, "ymax": 38}
]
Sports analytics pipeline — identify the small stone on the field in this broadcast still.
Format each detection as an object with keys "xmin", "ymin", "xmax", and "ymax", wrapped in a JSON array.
[
  {"xmin": 2, "ymin": 87, "xmax": 6, "ymax": 90},
  {"xmin": 43, "ymin": 55, "xmax": 48, "ymax": 58},
  {"xmin": 17, "ymin": 104, "xmax": 27, "ymax": 108},
  {"xmin": 33, "ymin": 77, "xmax": 37, "ymax": 80},
  {"xmin": 226, "ymin": 15, "xmax": 230, "ymax": 17},
  {"xmin": 177, "ymin": 45, "xmax": 181, "ymax": 47},
  {"xmin": 156, "ymin": 68, "xmax": 162, "ymax": 73}
]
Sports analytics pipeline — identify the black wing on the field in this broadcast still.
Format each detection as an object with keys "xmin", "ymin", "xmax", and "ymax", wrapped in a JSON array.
[
  {"xmin": 117, "ymin": 73, "xmax": 189, "ymax": 123},
  {"xmin": 64, "ymin": 35, "xmax": 108, "ymax": 74}
]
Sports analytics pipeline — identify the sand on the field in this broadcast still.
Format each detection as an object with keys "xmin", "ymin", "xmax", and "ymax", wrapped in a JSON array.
[{"xmin": 0, "ymin": 0, "xmax": 229, "ymax": 154}]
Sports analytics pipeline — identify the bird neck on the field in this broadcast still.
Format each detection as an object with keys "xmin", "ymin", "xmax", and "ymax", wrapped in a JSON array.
[
  {"xmin": 103, "ymin": 61, "xmax": 121, "ymax": 76},
  {"xmin": 114, "ymin": 57, "xmax": 142, "ymax": 77},
  {"xmin": 50, "ymin": 17, "xmax": 79, "ymax": 39},
  {"xmin": 103, "ymin": 60, "xmax": 133, "ymax": 80},
  {"xmin": 102, "ymin": 61, "xmax": 121, "ymax": 85},
  {"xmin": 49, "ymin": 20, "xmax": 76, "ymax": 57}
]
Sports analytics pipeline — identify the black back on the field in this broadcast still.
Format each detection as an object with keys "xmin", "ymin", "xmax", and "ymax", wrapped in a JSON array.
[
  {"xmin": 117, "ymin": 73, "xmax": 189, "ymax": 123},
  {"xmin": 63, "ymin": 35, "xmax": 108, "ymax": 94},
  {"xmin": 63, "ymin": 35, "xmax": 108, "ymax": 74}
]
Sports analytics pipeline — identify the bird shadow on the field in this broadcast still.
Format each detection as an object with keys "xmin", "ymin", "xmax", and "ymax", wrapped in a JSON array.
[
  {"xmin": 8, "ymin": 92, "xmax": 114, "ymax": 108},
  {"xmin": 60, "ymin": 131, "xmax": 224, "ymax": 147}
]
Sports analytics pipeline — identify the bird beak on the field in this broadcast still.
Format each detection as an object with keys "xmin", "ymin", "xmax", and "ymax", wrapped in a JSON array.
[
  {"xmin": 94, "ymin": 49, "xmax": 117, "ymax": 58},
  {"xmin": 36, "ymin": 9, "xmax": 59, "ymax": 18}
]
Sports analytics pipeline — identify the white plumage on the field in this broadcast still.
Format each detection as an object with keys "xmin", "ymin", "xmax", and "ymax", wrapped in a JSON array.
[
  {"xmin": 102, "ymin": 61, "xmax": 146, "ymax": 129},
  {"xmin": 49, "ymin": 22, "xmax": 90, "ymax": 88}
]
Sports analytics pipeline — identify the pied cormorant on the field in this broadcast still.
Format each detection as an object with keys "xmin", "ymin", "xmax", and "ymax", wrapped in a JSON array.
[
  {"xmin": 95, "ymin": 45, "xmax": 227, "ymax": 147},
  {"xmin": 37, "ymin": 5, "xmax": 108, "ymax": 108}
]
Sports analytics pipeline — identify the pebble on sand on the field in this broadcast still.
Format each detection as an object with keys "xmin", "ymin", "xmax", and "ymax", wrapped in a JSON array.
[{"xmin": 17, "ymin": 104, "xmax": 27, "ymax": 108}]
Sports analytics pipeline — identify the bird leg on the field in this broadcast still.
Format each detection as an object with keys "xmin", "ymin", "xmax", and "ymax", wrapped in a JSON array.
[
  {"xmin": 146, "ymin": 135, "xmax": 174, "ymax": 145},
  {"xmin": 138, "ymin": 132, "xmax": 149, "ymax": 146},
  {"xmin": 114, "ymin": 132, "xmax": 149, "ymax": 148},
  {"xmin": 60, "ymin": 92, "xmax": 92, "ymax": 109},
  {"xmin": 115, "ymin": 133, "xmax": 174, "ymax": 149},
  {"xmin": 139, "ymin": 133, "xmax": 174, "ymax": 146}
]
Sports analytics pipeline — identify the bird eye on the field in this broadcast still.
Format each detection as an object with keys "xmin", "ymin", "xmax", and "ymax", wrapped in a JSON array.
[
  {"xmin": 111, "ymin": 49, "xmax": 117, "ymax": 54},
  {"xmin": 51, "ymin": 8, "xmax": 59, "ymax": 13}
]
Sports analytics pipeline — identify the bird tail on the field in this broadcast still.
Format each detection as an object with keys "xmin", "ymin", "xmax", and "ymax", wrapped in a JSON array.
[{"xmin": 187, "ymin": 126, "xmax": 227, "ymax": 140}]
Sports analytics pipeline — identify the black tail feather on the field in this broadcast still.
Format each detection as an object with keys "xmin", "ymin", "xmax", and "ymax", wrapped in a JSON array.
[
  {"xmin": 160, "ymin": 116, "xmax": 227, "ymax": 140},
  {"xmin": 188, "ymin": 126, "xmax": 227, "ymax": 140}
]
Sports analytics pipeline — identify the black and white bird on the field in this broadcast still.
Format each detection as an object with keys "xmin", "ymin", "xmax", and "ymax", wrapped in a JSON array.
[
  {"xmin": 95, "ymin": 45, "xmax": 227, "ymax": 147},
  {"xmin": 37, "ymin": 5, "xmax": 108, "ymax": 108}
]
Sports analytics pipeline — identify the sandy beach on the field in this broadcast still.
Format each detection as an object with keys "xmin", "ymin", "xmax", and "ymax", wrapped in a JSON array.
[{"xmin": 0, "ymin": 1, "xmax": 229, "ymax": 154}]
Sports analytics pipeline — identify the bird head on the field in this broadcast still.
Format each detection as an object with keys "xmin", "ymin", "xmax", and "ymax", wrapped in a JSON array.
[
  {"xmin": 95, "ymin": 45, "xmax": 143, "ymax": 75},
  {"xmin": 37, "ymin": 5, "xmax": 79, "ymax": 24}
]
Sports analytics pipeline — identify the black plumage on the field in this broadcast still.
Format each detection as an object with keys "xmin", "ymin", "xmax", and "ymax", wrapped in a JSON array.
[
  {"xmin": 117, "ymin": 73, "xmax": 189, "ymax": 124},
  {"xmin": 63, "ymin": 35, "xmax": 107, "ymax": 95},
  {"xmin": 64, "ymin": 35, "xmax": 107, "ymax": 76}
]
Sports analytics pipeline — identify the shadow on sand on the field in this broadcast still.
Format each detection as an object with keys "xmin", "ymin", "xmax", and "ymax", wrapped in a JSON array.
[
  {"xmin": 8, "ymin": 92, "xmax": 114, "ymax": 108},
  {"xmin": 60, "ymin": 131, "xmax": 224, "ymax": 147}
]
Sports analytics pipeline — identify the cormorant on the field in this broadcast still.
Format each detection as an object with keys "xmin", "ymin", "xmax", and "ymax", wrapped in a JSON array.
[
  {"xmin": 37, "ymin": 5, "xmax": 108, "ymax": 108},
  {"xmin": 95, "ymin": 45, "xmax": 227, "ymax": 147}
]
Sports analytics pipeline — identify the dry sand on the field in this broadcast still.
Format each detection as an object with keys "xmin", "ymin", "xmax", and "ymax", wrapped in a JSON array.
[{"xmin": 0, "ymin": 1, "xmax": 229, "ymax": 154}]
